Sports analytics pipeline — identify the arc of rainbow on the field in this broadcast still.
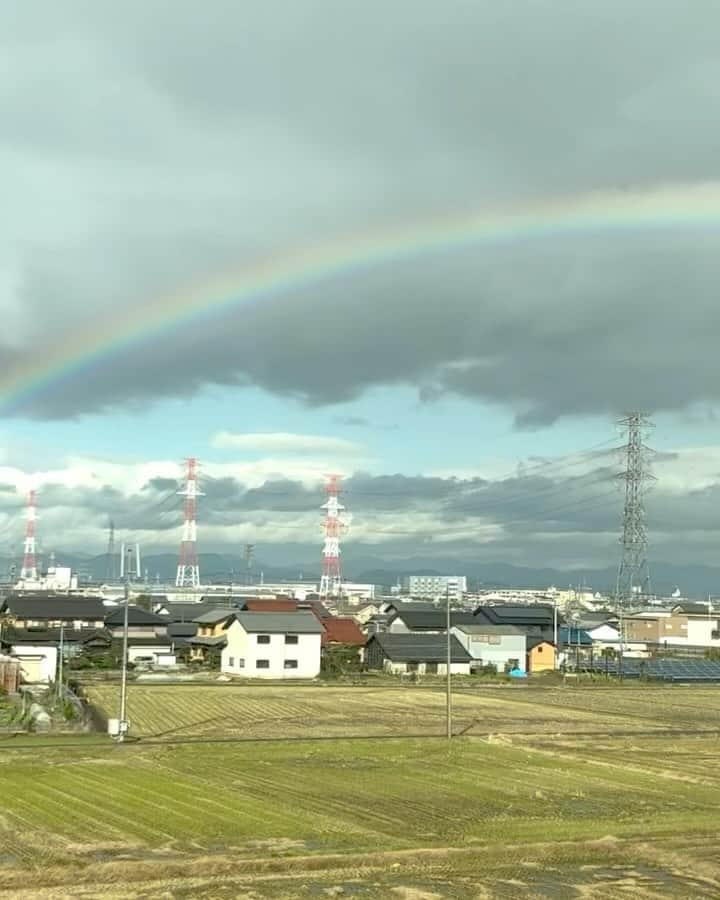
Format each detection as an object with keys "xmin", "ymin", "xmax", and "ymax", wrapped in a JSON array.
[{"xmin": 3, "ymin": 181, "xmax": 720, "ymax": 413}]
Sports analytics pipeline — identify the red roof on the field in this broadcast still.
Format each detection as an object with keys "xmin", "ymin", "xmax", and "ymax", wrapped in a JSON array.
[
  {"xmin": 244, "ymin": 599, "xmax": 299, "ymax": 612},
  {"xmin": 322, "ymin": 617, "xmax": 365, "ymax": 646}
]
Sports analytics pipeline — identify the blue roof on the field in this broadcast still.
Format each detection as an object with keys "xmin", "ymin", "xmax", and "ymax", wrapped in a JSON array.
[{"xmin": 559, "ymin": 626, "xmax": 593, "ymax": 645}]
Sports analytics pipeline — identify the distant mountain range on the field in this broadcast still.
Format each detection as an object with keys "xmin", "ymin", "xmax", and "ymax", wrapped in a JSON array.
[{"xmin": 4, "ymin": 548, "xmax": 720, "ymax": 599}]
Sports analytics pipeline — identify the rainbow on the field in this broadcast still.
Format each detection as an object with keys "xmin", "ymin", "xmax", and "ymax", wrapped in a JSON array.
[{"xmin": 5, "ymin": 181, "xmax": 720, "ymax": 414}]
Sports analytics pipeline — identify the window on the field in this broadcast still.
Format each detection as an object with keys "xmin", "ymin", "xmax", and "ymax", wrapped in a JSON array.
[
  {"xmin": 284, "ymin": 660, "xmax": 298, "ymax": 669},
  {"xmin": 238, "ymin": 658, "xmax": 245, "ymax": 668},
  {"xmin": 228, "ymin": 656, "xmax": 235, "ymax": 667},
  {"xmin": 407, "ymin": 661, "xmax": 419, "ymax": 673},
  {"xmin": 256, "ymin": 659, "xmax": 270, "ymax": 669},
  {"xmin": 257, "ymin": 634, "xmax": 271, "ymax": 644},
  {"xmin": 537, "ymin": 645, "xmax": 543, "ymax": 653},
  {"xmin": 285, "ymin": 634, "xmax": 298, "ymax": 645},
  {"xmin": 425, "ymin": 662, "xmax": 438, "ymax": 674}
]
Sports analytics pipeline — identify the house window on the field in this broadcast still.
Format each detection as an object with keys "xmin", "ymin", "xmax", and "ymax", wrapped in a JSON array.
[
  {"xmin": 228, "ymin": 656, "xmax": 235, "ymax": 667},
  {"xmin": 285, "ymin": 634, "xmax": 298, "ymax": 645},
  {"xmin": 257, "ymin": 635, "xmax": 271, "ymax": 644},
  {"xmin": 284, "ymin": 660, "xmax": 298, "ymax": 669},
  {"xmin": 537, "ymin": 646, "xmax": 543, "ymax": 653},
  {"xmin": 256, "ymin": 659, "xmax": 270, "ymax": 669},
  {"xmin": 426, "ymin": 662, "xmax": 438, "ymax": 674},
  {"xmin": 238, "ymin": 658, "xmax": 245, "ymax": 668},
  {"xmin": 407, "ymin": 661, "xmax": 419, "ymax": 672}
]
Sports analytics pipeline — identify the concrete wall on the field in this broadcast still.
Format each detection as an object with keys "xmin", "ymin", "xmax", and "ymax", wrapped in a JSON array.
[{"xmin": 12, "ymin": 645, "xmax": 57, "ymax": 684}]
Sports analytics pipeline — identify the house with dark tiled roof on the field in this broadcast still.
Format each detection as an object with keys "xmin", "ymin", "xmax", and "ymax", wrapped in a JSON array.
[
  {"xmin": 388, "ymin": 609, "xmax": 476, "ymax": 634},
  {"xmin": 473, "ymin": 604, "xmax": 555, "ymax": 639},
  {"xmin": 365, "ymin": 632, "xmax": 472, "ymax": 675},
  {"xmin": 0, "ymin": 594, "xmax": 107, "ymax": 630}
]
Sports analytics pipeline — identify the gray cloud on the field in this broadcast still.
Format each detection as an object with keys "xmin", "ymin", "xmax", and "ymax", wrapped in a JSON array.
[
  {"xmin": 0, "ymin": 453, "xmax": 716, "ymax": 573},
  {"xmin": 3, "ymin": 2, "xmax": 720, "ymax": 423}
]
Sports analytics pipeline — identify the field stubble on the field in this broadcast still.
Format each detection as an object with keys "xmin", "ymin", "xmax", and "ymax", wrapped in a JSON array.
[{"xmin": 0, "ymin": 683, "xmax": 718, "ymax": 897}]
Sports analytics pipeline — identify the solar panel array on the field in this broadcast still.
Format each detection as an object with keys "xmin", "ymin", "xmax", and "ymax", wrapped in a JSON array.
[{"xmin": 585, "ymin": 658, "xmax": 720, "ymax": 682}]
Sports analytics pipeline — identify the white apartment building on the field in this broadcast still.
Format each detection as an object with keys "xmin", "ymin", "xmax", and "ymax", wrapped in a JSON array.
[
  {"xmin": 221, "ymin": 610, "xmax": 323, "ymax": 679},
  {"xmin": 404, "ymin": 575, "xmax": 467, "ymax": 600}
]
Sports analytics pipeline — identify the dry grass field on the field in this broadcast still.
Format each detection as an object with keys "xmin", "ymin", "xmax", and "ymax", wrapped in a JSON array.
[
  {"xmin": 0, "ymin": 682, "xmax": 718, "ymax": 897},
  {"xmin": 85, "ymin": 680, "xmax": 720, "ymax": 740}
]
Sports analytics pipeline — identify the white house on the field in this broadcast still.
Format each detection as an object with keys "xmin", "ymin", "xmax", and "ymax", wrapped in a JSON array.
[{"xmin": 221, "ymin": 611, "xmax": 323, "ymax": 679}]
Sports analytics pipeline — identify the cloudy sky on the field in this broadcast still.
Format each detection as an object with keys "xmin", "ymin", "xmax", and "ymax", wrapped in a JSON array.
[{"xmin": 2, "ymin": 2, "xmax": 720, "ymax": 575}]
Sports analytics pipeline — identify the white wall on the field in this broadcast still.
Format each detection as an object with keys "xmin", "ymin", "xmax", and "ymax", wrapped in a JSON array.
[
  {"xmin": 128, "ymin": 645, "xmax": 172, "ymax": 663},
  {"xmin": 383, "ymin": 660, "xmax": 470, "ymax": 675},
  {"xmin": 13, "ymin": 645, "xmax": 57, "ymax": 684},
  {"xmin": 221, "ymin": 621, "xmax": 321, "ymax": 679},
  {"xmin": 452, "ymin": 629, "xmax": 526, "ymax": 670}
]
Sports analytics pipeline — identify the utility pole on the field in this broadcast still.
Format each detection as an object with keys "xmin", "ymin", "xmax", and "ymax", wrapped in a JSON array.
[
  {"xmin": 117, "ymin": 546, "xmax": 132, "ymax": 742},
  {"xmin": 615, "ymin": 413, "xmax": 655, "ymax": 676},
  {"xmin": 446, "ymin": 580, "xmax": 457, "ymax": 740},
  {"xmin": 56, "ymin": 623, "xmax": 64, "ymax": 702}
]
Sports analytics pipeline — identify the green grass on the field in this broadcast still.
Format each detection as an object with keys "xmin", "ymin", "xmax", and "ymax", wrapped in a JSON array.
[{"xmin": 1, "ymin": 684, "xmax": 719, "ymax": 897}]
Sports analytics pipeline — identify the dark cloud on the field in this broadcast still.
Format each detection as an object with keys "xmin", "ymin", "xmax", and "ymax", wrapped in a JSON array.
[{"xmin": 3, "ymin": 2, "xmax": 720, "ymax": 423}]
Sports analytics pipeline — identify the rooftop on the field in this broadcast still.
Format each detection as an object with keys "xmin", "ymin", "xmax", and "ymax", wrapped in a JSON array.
[
  {"xmin": 0, "ymin": 595, "xmax": 107, "ymax": 621},
  {"xmin": 322, "ymin": 617, "xmax": 365, "ymax": 645},
  {"xmin": 104, "ymin": 606, "xmax": 166, "ymax": 627},
  {"xmin": 454, "ymin": 623, "xmax": 525, "ymax": 636},
  {"xmin": 193, "ymin": 609, "xmax": 236, "ymax": 625},
  {"xmin": 232, "ymin": 611, "xmax": 324, "ymax": 634},
  {"xmin": 369, "ymin": 632, "xmax": 471, "ymax": 663}
]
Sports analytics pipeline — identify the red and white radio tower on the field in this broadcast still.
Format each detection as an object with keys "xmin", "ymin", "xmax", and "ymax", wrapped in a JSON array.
[
  {"xmin": 176, "ymin": 458, "xmax": 204, "ymax": 588},
  {"xmin": 319, "ymin": 474, "xmax": 348, "ymax": 598},
  {"xmin": 21, "ymin": 490, "xmax": 38, "ymax": 581}
]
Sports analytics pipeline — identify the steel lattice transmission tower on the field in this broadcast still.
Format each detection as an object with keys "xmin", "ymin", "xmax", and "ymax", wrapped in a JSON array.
[
  {"xmin": 20, "ymin": 490, "xmax": 39, "ymax": 581},
  {"xmin": 243, "ymin": 543, "xmax": 255, "ymax": 585},
  {"xmin": 106, "ymin": 519, "xmax": 116, "ymax": 582},
  {"xmin": 176, "ymin": 458, "xmax": 204, "ymax": 588},
  {"xmin": 319, "ymin": 474, "xmax": 348, "ymax": 599},
  {"xmin": 616, "ymin": 413, "xmax": 655, "ymax": 608}
]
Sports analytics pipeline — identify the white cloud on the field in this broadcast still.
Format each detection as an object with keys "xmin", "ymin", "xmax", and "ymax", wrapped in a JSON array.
[{"xmin": 211, "ymin": 431, "xmax": 364, "ymax": 456}]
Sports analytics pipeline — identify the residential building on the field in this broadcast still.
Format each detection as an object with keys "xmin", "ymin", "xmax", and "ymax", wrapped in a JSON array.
[
  {"xmin": 365, "ymin": 632, "xmax": 471, "ymax": 675},
  {"xmin": 388, "ymin": 609, "xmax": 475, "ymax": 634},
  {"xmin": 0, "ymin": 595, "xmax": 107, "ymax": 630},
  {"xmin": 104, "ymin": 607, "xmax": 171, "ymax": 664},
  {"xmin": 404, "ymin": 575, "xmax": 467, "ymax": 600},
  {"xmin": 473, "ymin": 604, "xmax": 555, "ymax": 639},
  {"xmin": 451, "ymin": 624, "xmax": 527, "ymax": 673},
  {"xmin": 221, "ymin": 611, "xmax": 323, "ymax": 679}
]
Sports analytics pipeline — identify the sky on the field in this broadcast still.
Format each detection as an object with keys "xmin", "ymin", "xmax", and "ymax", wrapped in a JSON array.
[{"xmin": 2, "ymin": 1, "xmax": 720, "ymax": 577}]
